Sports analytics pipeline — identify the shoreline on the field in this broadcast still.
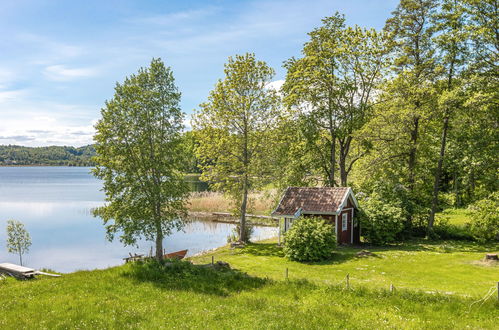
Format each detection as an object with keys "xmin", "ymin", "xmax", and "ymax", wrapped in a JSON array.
[{"xmin": 188, "ymin": 211, "xmax": 278, "ymax": 227}]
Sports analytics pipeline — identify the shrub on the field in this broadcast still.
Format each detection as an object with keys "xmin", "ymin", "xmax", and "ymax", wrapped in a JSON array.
[
  {"xmin": 283, "ymin": 217, "xmax": 336, "ymax": 262},
  {"xmin": 467, "ymin": 192, "xmax": 499, "ymax": 242},
  {"xmin": 432, "ymin": 218, "xmax": 473, "ymax": 240},
  {"xmin": 359, "ymin": 192, "xmax": 405, "ymax": 245}
]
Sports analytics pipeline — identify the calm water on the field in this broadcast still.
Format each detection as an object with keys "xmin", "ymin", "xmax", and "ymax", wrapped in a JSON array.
[{"xmin": 0, "ymin": 167, "xmax": 276, "ymax": 273}]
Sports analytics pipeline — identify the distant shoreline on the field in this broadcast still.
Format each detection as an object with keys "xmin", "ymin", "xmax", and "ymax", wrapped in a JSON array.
[{"xmin": 0, "ymin": 165, "xmax": 92, "ymax": 167}]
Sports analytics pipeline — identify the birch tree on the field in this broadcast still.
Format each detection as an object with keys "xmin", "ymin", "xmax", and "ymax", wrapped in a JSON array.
[
  {"xmin": 193, "ymin": 53, "xmax": 281, "ymax": 242},
  {"xmin": 93, "ymin": 58, "xmax": 188, "ymax": 261},
  {"xmin": 6, "ymin": 219, "xmax": 31, "ymax": 266}
]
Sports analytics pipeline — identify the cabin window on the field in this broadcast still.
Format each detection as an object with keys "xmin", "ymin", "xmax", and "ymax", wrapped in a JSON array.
[{"xmin": 342, "ymin": 213, "xmax": 348, "ymax": 231}]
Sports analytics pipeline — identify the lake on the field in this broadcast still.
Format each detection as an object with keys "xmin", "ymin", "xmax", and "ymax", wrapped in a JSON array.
[{"xmin": 0, "ymin": 167, "xmax": 277, "ymax": 273}]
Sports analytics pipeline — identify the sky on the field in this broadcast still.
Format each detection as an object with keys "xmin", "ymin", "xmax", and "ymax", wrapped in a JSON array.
[{"xmin": 0, "ymin": 0, "xmax": 399, "ymax": 147}]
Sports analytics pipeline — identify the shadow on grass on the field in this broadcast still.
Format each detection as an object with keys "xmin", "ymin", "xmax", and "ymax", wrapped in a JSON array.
[
  {"xmin": 122, "ymin": 259, "xmax": 268, "ymax": 297},
  {"xmin": 240, "ymin": 242, "xmax": 375, "ymax": 265},
  {"xmin": 242, "ymin": 242, "xmax": 286, "ymax": 257},
  {"xmin": 367, "ymin": 239, "xmax": 499, "ymax": 254},
  {"xmin": 239, "ymin": 240, "xmax": 497, "ymax": 266}
]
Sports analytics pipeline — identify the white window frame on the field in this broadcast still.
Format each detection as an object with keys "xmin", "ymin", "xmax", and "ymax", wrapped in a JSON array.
[{"xmin": 342, "ymin": 213, "xmax": 348, "ymax": 231}]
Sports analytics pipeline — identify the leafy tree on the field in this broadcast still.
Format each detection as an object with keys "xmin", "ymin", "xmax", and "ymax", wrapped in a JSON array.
[
  {"xmin": 6, "ymin": 220, "xmax": 31, "ymax": 266},
  {"xmin": 427, "ymin": 0, "xmax": 469, "ymax": 234},
  {"xmin": 193, "ymin": 53, "xmax": 281, "ymax": 242},
  {"xmin": 357, "ymin": 0, "xmax": 438, "ymax": 229},
  {"xmin": 93, "ymin": 58, "xmax": 188, "ymax": 261},
  {"xmin": 464, "ymin": 0, "xmax": 498, "ymax": 77},
  {"xmin": 383, "ymin": 0, "xmax": 438, "ymax": 193},
  {"xmin": 358, "ymin": 193, "xmax": 405, "ymax": 245},
  {"xmin": 284, "ymin": 217, "xmax": 336, "ymax": 262},
  {"xmin": 282, "ymin": 13, "xmax": 390, "ymax": 186},
  {"xmin": 467, "ymin": 192, "xmax": 499, "ymax": 242}
]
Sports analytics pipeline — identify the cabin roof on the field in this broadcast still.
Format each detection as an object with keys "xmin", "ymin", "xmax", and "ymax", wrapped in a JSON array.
[{"xmin": 272, "ymin": 187, "xmax": 357, "ymax": 217}]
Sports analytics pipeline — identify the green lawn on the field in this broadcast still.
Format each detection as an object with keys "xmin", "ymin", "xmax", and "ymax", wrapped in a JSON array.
[
  {"xmin": 1, "ymin": 239, "xmax": 498, "ymax": 329},
  {"xmin": 193, "ymin": 239, "xmax": 498, "ymax": 297},
  {"xmin": 436, "ymin": 208, "xmax": 471, "ymax": 226}
]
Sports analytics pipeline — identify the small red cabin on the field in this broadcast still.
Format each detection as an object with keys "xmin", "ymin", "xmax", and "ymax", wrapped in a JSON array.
[{"xmin": 272, "ymin": 187, "xmax": 360, "ymax": 245}]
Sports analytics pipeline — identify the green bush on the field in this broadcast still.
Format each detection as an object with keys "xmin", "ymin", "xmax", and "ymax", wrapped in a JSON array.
[
  {"xmin": 359, "ymin": 192, "xmax": 405, "ymax": 245},
  {"xmin": 432, "ymin": 218, "xmax": 473, "ymax": 240},
  {"xmin": 283, "ymin": 217, "xmax": 336, "ymax": 262},
  {"xmin": 467, "ymin": 192, "xmax": 499, "ymax": 242}
]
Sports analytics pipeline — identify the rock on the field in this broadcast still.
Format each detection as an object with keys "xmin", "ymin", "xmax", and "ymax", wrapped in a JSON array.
[{"xmin": 356, "ymin": 250, "xmax": 374, "ymax": 257}]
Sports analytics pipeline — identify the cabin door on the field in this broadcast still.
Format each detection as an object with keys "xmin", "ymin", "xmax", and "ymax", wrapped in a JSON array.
[{"xmin": 338, "ymin": 211, "xmax": 351, "ymax": 244}]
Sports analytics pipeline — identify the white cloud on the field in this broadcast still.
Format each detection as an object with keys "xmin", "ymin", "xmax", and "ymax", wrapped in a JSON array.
[
  {"xmin": 0, "ymin": 91, "xmax": 98, "ymax": 146},
  {"xmin": 267, "ymin": 79, "xmax": 284, "ymax": 91},
  {"xmin": 130, "ymin": 7, "xmax": 217, "ymax": 26},
  {"xmin": 43, "ymin": 65, "xmax": 99, "ymax": 81},
  {"xmin": 0, "ymin": 89, "xmax": 27, "ymax": 103}
]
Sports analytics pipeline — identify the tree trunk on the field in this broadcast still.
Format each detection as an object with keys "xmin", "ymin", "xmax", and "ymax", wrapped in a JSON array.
[
  {"xmin": 339, "ymin": 159, "xmax": 347, "ymax": 186},
  {"xmin": 239, "ymin": 175, "xmax": 249, "ymax": 242},
  {"xmin": 328, "ymin": 135, "xmax": 336, "ymax": 187},
  {"xmin": 19, "ymin": 252, "xmax": 22, "ymax": 266},
  {"xmin": 155, "ymin": 215, "xmax": 163, "ymax": 261},
  {"xmin": 428, "ymin": 115, "xmax": 449, "ymax": 235},
  {"xmin": 338, "ymin": 136, "xmax": 352, "ymax": 187},
  {"xmin": 453, "ymin": 170, "xmax": 460, "ymax": 207},
  {"xmin": 408, "ymin": 115, "xmax": 420, "ymax": 192}
]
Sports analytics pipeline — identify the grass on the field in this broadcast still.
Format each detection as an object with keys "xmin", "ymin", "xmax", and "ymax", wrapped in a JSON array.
[
  {"xmin": 193, "ymin": 239, "xmax": 499, "ymax": 297},
  {"xmin": 188, "ymin": 191, "xmax": 275, "ymax": 215},
  {"xmin": 436, "ymin": 208, "xmax": 472, "ymax": 226},
  {"xmin": 1, "ymin": 239, "xmax": 498, "ymax": 329}
]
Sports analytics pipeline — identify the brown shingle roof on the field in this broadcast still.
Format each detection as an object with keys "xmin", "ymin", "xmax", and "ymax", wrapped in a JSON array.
[{"xmin": 272, "ymin": 187, "xmax": 350, "ymax": 216}]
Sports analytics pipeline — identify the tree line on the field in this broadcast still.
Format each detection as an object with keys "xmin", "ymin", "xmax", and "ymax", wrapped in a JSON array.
[
  {"xmin": 93, "ymin": 0, "xmax": 498, "ymax": 259},
  {"xmin": 0, "ymin": 145, "xmax": 96, "ymax": 166}
]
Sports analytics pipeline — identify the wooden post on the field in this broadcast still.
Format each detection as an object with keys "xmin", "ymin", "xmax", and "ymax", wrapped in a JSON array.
[
  {"xmin": 346, "ymin": 274, "xmax": 350, "ymax": 289},
  {"xmin": 278, "ymin": 219, "xmax": 281, "ymax": 246},
  {"xmin": 211, "ymin": 255, "xmax": 214, "ymax": 265},
  {"xmin": 285, "ymin": 268, "xmax": 288, "ymax": 280}
]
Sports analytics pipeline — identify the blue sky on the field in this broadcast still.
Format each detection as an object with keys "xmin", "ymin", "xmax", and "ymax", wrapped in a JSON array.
[{"xmin": 0, "ymin": 0, "xmax": 398, "ymax": 147}]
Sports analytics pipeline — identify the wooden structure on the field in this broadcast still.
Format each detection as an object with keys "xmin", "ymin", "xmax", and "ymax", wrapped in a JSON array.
[
  {"xmin": 0, "ymin": 263, "xmax": 60, "ymax": 279},
  {"xmin": 164, "ymin": 249, "xmax": 188, "ymax": 260},
  {"xmin": 272, "ymin": 187, "xmax": 360, "ymax": 245},
  {"xmin": 123, "ymin": 249, "xmax": 188, "ymax": 263}
]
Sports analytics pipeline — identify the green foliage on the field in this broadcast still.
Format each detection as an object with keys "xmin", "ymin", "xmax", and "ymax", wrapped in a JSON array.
[
  {"xmin": 467, "ymin": 192, "xmax": 499, "ymax": 242},
  {"xmin": 0, "ymin": 145, "xmax": 95, "ymax": 166},
  {"xmin": 432, "ymin": 218, "xmax": 473, "ymax": 241},
  {"xmin": 359, "ymin": 192, "xmax": 405, "ymax": 245},
  {"xmin": 193, "ymin": 53, "xmax": 281, "ymax": 242},
  {"xmin": 93, "ymin": 58, "xmax": 189, "ymax": 258},
  {"xmin": 6, "ymin": 219, "xmax": 31, "ymax": 266},
  {"xmin": 282, "ymin": 13, "xmax": 390, "ymax": 186},
  {"xmin": 284, "ymin": 217, "xmax": 336, "ymax": 262}
]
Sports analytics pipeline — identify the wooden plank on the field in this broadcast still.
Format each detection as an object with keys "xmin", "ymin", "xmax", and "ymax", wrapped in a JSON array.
[
  {"xmin": 211, "ymin": 212, "xmax": 278, "ymax": 220},
  {"xmin": 0, "ymin": 263, "xmax": 37, "ymax": 279},
  {"xmin": 0, "ymin": 263, "xmax": 35, "ymax": 274}
]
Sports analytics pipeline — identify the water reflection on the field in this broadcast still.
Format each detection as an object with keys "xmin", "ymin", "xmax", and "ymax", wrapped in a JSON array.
[{"xmin": 0, "ymin": 167, "xmax": 276, "ymax": 273}]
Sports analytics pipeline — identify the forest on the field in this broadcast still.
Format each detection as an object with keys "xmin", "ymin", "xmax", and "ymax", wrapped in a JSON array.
[
  {"xmin": 188, "ymin": 0, "xmax": 498, "ymax": 241},
  {"xmin": 0, "ymin": 145, "xmax": 95, "ymax": 166}
]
